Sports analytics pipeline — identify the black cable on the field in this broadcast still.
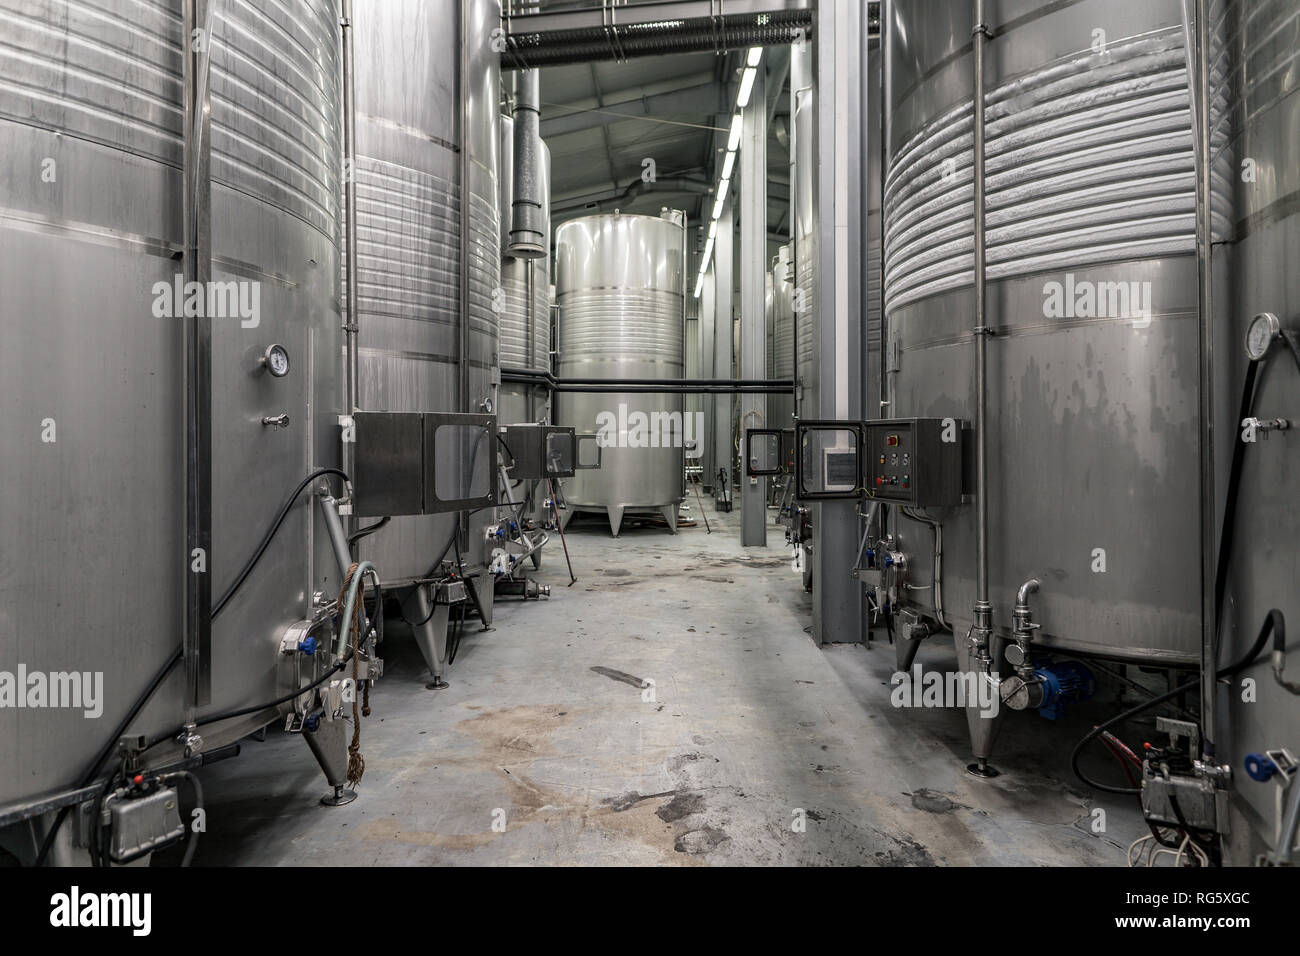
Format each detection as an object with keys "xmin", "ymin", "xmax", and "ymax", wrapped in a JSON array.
[
  {"xmin": 1071, "ymin": 609, "xmax": 1281, "ymax": 795},
  {"xmin": 1213, "ymin": 359, "xmax": 1259, "ymax": 630},
  {"xmin": 348, "ymin": 516, "xmax": 390, "ymax": 549},
  {"xmin": 168, "ymin": 771, "xmax": 204, "ymax": 867},
  {"xmin": 494, "ymin": 432, "xmax": 515, "ymax": 465},
  {"xmin": 213, "ymin": 467, "xmax": 349, "ymax": 619}
]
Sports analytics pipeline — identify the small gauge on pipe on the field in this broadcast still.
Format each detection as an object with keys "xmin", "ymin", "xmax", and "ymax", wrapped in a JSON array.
[
  {"xmin": 1245, "ymin": 312, "xmax": 1281, "ymax": 361},
  {"xmin": 261, "ymin": 343, "xmax": 291, "ymax": 377}
]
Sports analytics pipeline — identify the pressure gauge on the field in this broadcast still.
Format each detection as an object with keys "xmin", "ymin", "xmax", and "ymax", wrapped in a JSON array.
[
  {"xmin": 1245, "ymin": 312, "xmax": 1280, "ymax": 362},
  {"xmin": 481, "ymin": 397, "xmax": 494, "ymax": 415},
  {"xmin": 262, "ymin": 343, "xmax": 291, "ymax": 377}
]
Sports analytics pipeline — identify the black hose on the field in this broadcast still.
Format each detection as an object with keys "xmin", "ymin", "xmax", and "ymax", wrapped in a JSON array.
[
  {"xmin": 160, "ymin": 771, "xmax": 204, "ymax": 867},
  {"xmin": 348, "ymin": 516, "xmax": 390, "ymax": 549},
  {"xmin": 1213, "ymin": 359, "xmax": 1259, "ymax": 629},
  {"xmin": 1070, "ymin": 610, "xmax": 1282, "ymax": 795},
  {"xmin": 213, "ymin": 468, "xmax": 349, "ymax": 619}
]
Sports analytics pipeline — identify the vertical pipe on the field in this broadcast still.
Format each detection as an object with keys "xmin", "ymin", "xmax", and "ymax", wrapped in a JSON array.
[
  {"xmin": 458, "ymin": 1, "xmax": 471, "ymax": 415},
  {"xmin": 341, "ymin": 0, "xmax": 358, "ymax": 419},
  {"xmin": 510, "ymin": 70, "xmax": 546, "ymax": 258},
  {"xmin": 182, "ymin": 0, "xmax": 213, "ymax": 709},
  {"xmin": 1193, "ymin": 0, "xmax": 1217, "ymax": 759},
  {"xmin": 740, "ymin": 65, "xmax": 768, "ymax": 546},
  {"xmin": 970, "ymin": 0, "xmax": 993, "ymax": 670},
  {"xmin": 340, "ymin": 0, "xmax": 358, "ymax": 544}
]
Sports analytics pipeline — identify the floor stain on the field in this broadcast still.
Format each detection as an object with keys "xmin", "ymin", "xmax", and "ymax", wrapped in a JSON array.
[
  {"xmin": 656, "ymin": 792, "xmax": 706, "ymax": 822},
  {"xmin": 675, "ymin": 826, "xmax": 729, "ymax": 855},
  {"xmin": 590, "ymin": 666, "xmax": 649, "ymax": 689},
  {"xmin": 910, "ymin": 789, "xmax": 964, "ymax": 814}
]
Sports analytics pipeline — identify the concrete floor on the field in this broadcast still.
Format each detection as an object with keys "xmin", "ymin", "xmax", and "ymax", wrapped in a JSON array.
[{"xmin": 181, "ymin": 502, "xmax": 1152, "ymax": 866}]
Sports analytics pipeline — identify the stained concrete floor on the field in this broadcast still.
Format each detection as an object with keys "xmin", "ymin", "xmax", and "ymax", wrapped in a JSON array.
[{"xmin": 181, "ymin": 502, "xmax": 1153, "ymax": 866}]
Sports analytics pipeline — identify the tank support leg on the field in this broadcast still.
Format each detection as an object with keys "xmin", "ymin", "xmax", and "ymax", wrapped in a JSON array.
[
  {"xmin": 304, "ymin": 718, "xmax": 356, "ymax": 806},
  {"xmin": 410, "ymin": 585, "xmax": 450, "ymax": 689},
  {"xmin": 607, "ymin": 505, "xmax": 624, "ymax": 538},
  {"xmin": 954, "ymin": 628, "xmax": 1003, "ymax": 778},
  {"xmin": 660, "ymin": 504, "xmax": 678, "ymax": 534}
]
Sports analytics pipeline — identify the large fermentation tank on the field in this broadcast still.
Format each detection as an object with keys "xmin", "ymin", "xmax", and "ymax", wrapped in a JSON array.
[
  {"xmin": 882, "ymin": 0, "xmax": 1202, "ymax": 664},
  {"xmin": 350, "ymin": 0, "xmax": 500, "ymax": 587},
  {"xmin": 0, "ymin": 0, "xmax": 342, "ymax": 834},
  {"xmin": 556, "ymin": 212, "xmax": 687, "ymax": 536},
  {"xmin": 1209, "ymin": 0, "xmax": 1300, "ymax": 861},
  {"xmin": 769, "ymin": 246, "xmax": 795, "ymax": 430}
]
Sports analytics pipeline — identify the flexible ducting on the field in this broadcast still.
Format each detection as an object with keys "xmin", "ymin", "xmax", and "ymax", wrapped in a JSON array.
[
  {"xmin": 502, "ymin": 10, "xmax": 813, "ymax": 69},
  {"xmin": 509, "ymin": 70, "xmax": 546, "ymax": 258}
]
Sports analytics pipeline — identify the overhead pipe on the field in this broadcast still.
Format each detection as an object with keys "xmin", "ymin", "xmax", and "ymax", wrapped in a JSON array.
[
  {"xmin": 499, "ymin": 369, "xmax": 790, "ymax": 394},
  {"xmin": 552, "ymin": 176, "xmax": 712, "ymax": 214},
  {"xmin": 501, "ymin": 9, "xmax": 814, "ymax": 70},
  {"xmin": 510, "ymin": 69, "xmax": 546, "ymax": 258}
]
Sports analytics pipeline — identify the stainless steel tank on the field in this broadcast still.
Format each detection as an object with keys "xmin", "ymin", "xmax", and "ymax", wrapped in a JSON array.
[
  {"xmin": 1208, "ymin": 0, "xmax": 1300, "ymax": 863},
  {"xmin": 0, "ymin": 0, "xmax": 342, "ymax": 831},
  {"xmin": 882, "ymin": 0, "xmax": 1202, "ymax": 664},
  {"xmin": 498, "ymin": 256, "xmax": 553, "ymax": 423},
  {"xmin": 350, "ymin": 0, "xmax": 500, "ymax": 593},
  {"xmin": 555, "ymin": 212, "xmax": 687, "ymax": 536},
  {"xmin": 769, "ymin": 245, "xmax": 796, "ymax": 430}
]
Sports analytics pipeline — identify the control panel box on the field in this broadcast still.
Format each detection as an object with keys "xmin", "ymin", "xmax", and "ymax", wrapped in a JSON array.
[
  {"xmin": 352, "ymin": 411, "xmax": 498, "ymax": 516},
  {"xmin": 864, "ymin": 418, "xmax": 963, "ymax": 507},
  {"xmin": 500, "ymin": 423, "xmax": 577, "ymax": 479}
]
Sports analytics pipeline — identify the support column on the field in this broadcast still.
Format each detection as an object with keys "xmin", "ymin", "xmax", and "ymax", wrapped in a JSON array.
[
  {"xmin": 811, "ymin": 0, "xmax": 863, "ymax": 644},
  {"xmin": 699, "ymin": 265, "xmax": 716, "ymax": 486},
  {"xmin": 740, "ymin": 66, "xmax": 767, "ymax": 546},
  {"xmin": 712, "ymin": 200, "xmax": 734, "ymax": 504}
]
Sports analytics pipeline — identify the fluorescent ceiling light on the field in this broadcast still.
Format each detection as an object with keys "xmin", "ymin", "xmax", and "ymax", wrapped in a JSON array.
[
  {"xmin": 727, "ymin": 113, "xmax": 743, "ymax": 151},
  {"xmin": 721, "ymin": 150, "xmax": 736, "ymax": 180},
  {"xmin": 708, "ymin": 220, "xmax": 717, "ymax": 238},
  {"xmin": 693, "ymin": 272, "xmax": 704, "ymax": 298},
  {"xmin": 736, "ymin": 67, "xmax": 757, "ymax": 108},
  {"xmin": 716, "ymin": 177, "xmax": 730, "ymax": 204},
  {"xmin": 747, "ymin": 47, "xmax": 763, "ymax": 68},
  {"xmin": 712, "ymin": 195, "xmax": 725, "ymax": 219},
  {"xmin": 702, "ymin": 236, "xmax": 715, "ymax": 265}
]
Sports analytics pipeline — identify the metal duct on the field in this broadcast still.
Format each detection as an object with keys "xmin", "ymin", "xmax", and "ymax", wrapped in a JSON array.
[
  {"xmin": 502, "ymin": 10, "xmax": 814, "ymax": 69},
  {"xmin": 509, "ymin": 70, "xmax": 546, "ymax": 258}
]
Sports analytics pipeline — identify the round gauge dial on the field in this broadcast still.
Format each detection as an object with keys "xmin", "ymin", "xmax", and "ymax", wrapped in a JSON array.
[
  {"xmin": 1245, "ymin": 312, "xmax": 1280, "ymax": 361},
  {"xmin": 262, "ymin": 343, "xmax": 291, "ymax": 377}
]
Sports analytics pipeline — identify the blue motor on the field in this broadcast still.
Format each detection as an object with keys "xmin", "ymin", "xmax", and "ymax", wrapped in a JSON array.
[
  {"xmin": 1034, "ymin": 661, "xmax": 1096, "ymax": 719},
  {"xmin": 1001, "ymin": 660, "xmax": 1096, "ymax": 719}
]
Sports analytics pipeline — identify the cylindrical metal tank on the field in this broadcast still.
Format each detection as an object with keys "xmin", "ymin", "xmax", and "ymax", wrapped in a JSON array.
[
  {"xmin": 882, "ymin": 0, "xmax": 1202, "ymax": 664},
  {"xmin": 556, "ymin": 212, "xmax": 686, "ymax": 536},
  {"xmin": 350, "ymin": 0, "xmax": 500, "ymax": 586},
  {"xmin": 770, "ymin": 245, "xmax": 796, "ymax": 430},
  {"xmin": 792, "ymin": 38, "xmax": 818, "ymax": 417},
  {"xmin": 498, "ymin": 255, "xmax": 553, "ymax": 423},
  {"xmin": 1209, "ymin": 0, "xmax": 1300, "ymax": 861},
  {"xmin": 0, "ymin": 0, "xmax": 342, "ymax": 824}
]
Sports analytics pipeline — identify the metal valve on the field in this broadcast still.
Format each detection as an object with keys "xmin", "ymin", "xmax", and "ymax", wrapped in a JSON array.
[{"xmin": 262, "ymin": 413, "xmax": 291, "ymax": 429}]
